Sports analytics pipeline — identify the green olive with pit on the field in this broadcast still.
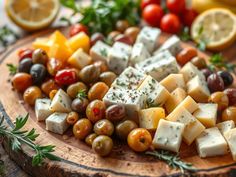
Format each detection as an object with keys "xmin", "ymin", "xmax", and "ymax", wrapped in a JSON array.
[
  {"xmin": 66, "ymin": 82, "xmax": 88, "ymax": 99},
  {"xmin": 32, "ymin": 48, "xmax": 48, "ymax": 65},
  {"xmin": 92, "ymin": 135, "xmax": 113, "ymax": 156},
  {"xmin": 222, "ymin": 106, "xmax": 236, "ymax": 124},
  {"xmin": 85, "ymin": 133, "xmax": 98, "ymax": 146},
  {"xmin": 99, "ymin": 71, "xmax": 117, "ymax": 87},
  {"xmin": 73, "ymin": 118, "xmax": 92, "ymax": 140},
  {"xmin": 94, "ymin": 119, "xmax": 114, "ymax": 136},
  {"xmin": 79, "ymin": 65, "xmax": 100, "ymax": 84},
  {"xmin": 115, "ymin": 120, "xmax": 138, "ymax": 140},
  {"xmin": 23, "ymin": 86, "xmax": 42, "ymax": 105}
]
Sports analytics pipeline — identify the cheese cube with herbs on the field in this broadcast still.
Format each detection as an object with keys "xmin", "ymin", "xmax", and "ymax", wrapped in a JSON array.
[
  {"xmin": 177, "ymin": 96, "xmax": 199, "ymax": 113},
  {"xmin": 112, "ymin": 67, "xmax": 147, "ymax": 90},
  {"xmin": 224, "ymin": 128, "xmax": 236, "ymax": 161},
  {"xmin": 165, "ymin": 88, "xmax": 187, "ymax": 114},
  {"xmin": 193, "ymin": 103, "xmax": 218, "ymax": 128},
  {"xmin": 217, "ymin": 120, "xmax": 235, "ymax": 136},
  {"xmin": 166, "ymin": 106, "xmax": 205, "ymax": 145},
  {"xmin": 35, "ymin": 98, "xmax": 53, "ymax": 121},
  {"xmin": 50, "ymin": 89, "xmax": 72, "ymax": 113},
  {"xmin": 138, "ymin": 75, "xmax": 170, "ymax": 106},
  {"xmin": 89, "ymin": 40, "xmax": 111, "ymax": 62},
  {"xmin": 153, "ymin": 35, "xmax": 182, "ymax": 56},
  {"xmin": 68, "ymin": 48, "xmax": 92, "ymax": 69},
  {"xmin": 152, "ymin": 119, "xmax": 185, "ymax": 153},
  {"xmin": 196, "ymin": 127, "xmax": 228, "ymax": 158},
  {"xmin": 107, "ymin": 42, "xmax": 132, "ymax": 74},
  {"xmin": 139, "ymin": 107, "xmax": 165, "ymax": 131},
  {"xmin": 160, "ymin": 74, "xmax": 186, "ymax": 92},
  {"xmin": 46, "ymin": 112, "xmax": 69, "ymax": 134},
  {"xmin": 187, "ymin": 75, "xmax": 210, "ymax": 103},
  {"xmin": 136, "ymin": 26, "xmax": 161, "ymax": 53},
  {"xmin": 130, "ymin": 43, "xmax": 150, "ymax": 65}
]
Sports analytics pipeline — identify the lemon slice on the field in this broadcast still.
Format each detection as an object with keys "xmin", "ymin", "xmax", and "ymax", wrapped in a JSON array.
[
  {"xmin": 191, "ymin": 8, "xmax": 236, "ymax": 51},
  {"xmin": 5, "ymin": 0, "xmax": 60, "ymax": 31}
]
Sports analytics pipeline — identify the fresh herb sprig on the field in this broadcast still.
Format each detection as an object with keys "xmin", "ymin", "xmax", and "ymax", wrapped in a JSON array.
[
  {"xmin": 0, "ymin": 26, "xmax": 19, "ymax": 48},
  {"xmin": 0, "ymin": 114, "xmax": 60, "ymax": 166},
  {"xmin": 180, "ymin": 27, "xmax": 191, "ymax": 42},
  {"xmin": 6, "ymin": 63, "xmax": 17, "ymax": 75},
  {"xmin": 77, "ymin": 89, "xmax": 87, "ymax": 99},
  {"xmin": 146, "ymin": 150, "xmax": 195, "ymax": 173}
]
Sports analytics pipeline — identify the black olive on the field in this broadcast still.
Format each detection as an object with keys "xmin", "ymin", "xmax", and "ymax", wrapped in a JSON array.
[
  {"xmin": 207, "ymin": 73, "xmax": 225, "ymax": 93},
  {"xmin": 201, "ymin": 68, "xmax": 212, "ymax": 79},
  {"xmin": 18, "ymin": 58, "xmax": 33, "ymax": 73},
  {"xmin": 217, "ymin": 71, "xmax": 234, "ymax": 87},
  {"xmin": 30, "ymin": 64, "xmax": 47, "ymax": 85}
]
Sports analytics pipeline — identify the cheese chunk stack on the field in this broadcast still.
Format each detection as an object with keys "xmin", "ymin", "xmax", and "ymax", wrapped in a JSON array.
[
  {"xmin": 177, "ymin": 96, "xmax": 199, "ymax": 114},
  {"xmin": 68, "ymin": 48, "xmax": 92, "ymax": 69},
  {"xmin": 224, "ymin": 128, "xmax": 236, "ymax": 161},
  {"xmin": 89, "ymin": 40, "xmax": 111, "ymax": 62},
  {"xmin": 179, "ymin": 62, "xmax": 204, "ymax": 82},
  {"xmin": 160, "ymin": 74, "xmax": 186, "ymax": 93},
  {"xmin": 130, "ymin": 43, "xmax": 150, "ymax": 65},
  {"xmin": 35, "ymin": 98, "xmax": 53, "ymax": 121}
]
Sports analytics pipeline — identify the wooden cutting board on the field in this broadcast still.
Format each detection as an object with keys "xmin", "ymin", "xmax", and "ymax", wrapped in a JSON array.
[{"xmin": 0, "ymin": 28, "xmax": 236, "ymax": 177}]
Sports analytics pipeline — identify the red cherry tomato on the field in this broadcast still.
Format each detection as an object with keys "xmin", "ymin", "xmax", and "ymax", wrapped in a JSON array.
[
  {"xmin": 55, "ymin": 69, "xmax": 78, "ymax": 85},
  {"xmin": 18, "ymin": 48, "xmax": 33, "ymax": 61},
  {"xmin": 167, "ymin": 0, "xmax": 185, "ymax": 15},
  {"xmin": 140, "ymin": 0, "xmax": 160, "ymax": 10},
  {"xmin": 142, "ymin": 4, "xmax": 164, "ymax": 27},
  {"xmin": 160, "ymin": 13, "xmax": 181, "ymax": 34},
  {"xmin": 182, "ymin": 9, "xmax": 198, "ymax": 27},
  {"xmin": 69, "ymin": 24, "xmax": 89, "ymax": 37}
]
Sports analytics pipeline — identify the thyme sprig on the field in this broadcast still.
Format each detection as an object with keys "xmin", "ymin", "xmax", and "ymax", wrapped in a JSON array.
[
  {"xmin": 6, "ymin": 63, "xmax": 17, "ymax": 75},
  {"xmin": 77, "ymin": 89, "xmax": 87, "ymax": 99},
  {"xmin": 0, "ymin": 114, "xmax": 60, "ymax": 166}
]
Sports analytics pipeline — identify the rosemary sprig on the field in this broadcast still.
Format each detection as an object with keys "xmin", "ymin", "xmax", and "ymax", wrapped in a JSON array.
[
  {"xmin": 77, "ymin": 89, "xmax": 87, "ymax": 99},
  {"xmin": 6, "ymin": 63, "xmax": 17, "ymax": 75},
  {"xmin": 0, "ymin": 114, "xmax": 60, "ymax": 166},
  {"xmin": 146, "ymin": 150, "xmax": 196, "ymax": 173}
]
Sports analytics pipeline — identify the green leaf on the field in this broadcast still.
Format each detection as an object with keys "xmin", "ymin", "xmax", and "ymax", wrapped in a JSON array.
[
  {"xmin": 60, "ymin": 0, "xmax": 79, "ymax": 12},
  {"xmin": 32, "ymin": 153, "xmax": 43, "ymax": 166},
  {"xmin": 25, "ymin": 128, "xmax": 39, "ymax": 141},
  {"xmin": 13, "ymin": 114, "xmax": 29, "ymax": 132},
  {"xmin": 44, "ymin": 153, "xmax": 61, "ymax": 161},
  {"xmin": 179, "ymin": 27, "xmax": 191, "ymax": 42},
  {"xmin": 6, "ymin": 63, "xmax": 17, "ymax": 75},
  {"xmin": 77, "ymin": 89, "xmax": 87, "ymax": 99},
  {"xmin": 11, "ymin": 137, "xmax": 21, "ymax": 151}
]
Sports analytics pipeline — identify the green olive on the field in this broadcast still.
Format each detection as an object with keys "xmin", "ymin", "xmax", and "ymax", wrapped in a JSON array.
[
  {"xmin": 191, "ymin": 56, "xmax": 207, "ymax": 69},
  {"xmin": 94, "ymin": 119, "xmax": 114, "ymax": 136},
  {"xmin": 71, "ymin": 97, "xmax": 89, "ymax": 113},
  {"xmin": 116, "ymin": 20, "xmax": 130, "ymax": 33},
  {"xmin": 85, "ymin": 133, "xmax": 98, "ymax": 146},
  {"xmin": 73, "ymin": 118, "xmax": 92, "ymax": 140},
  {"xmin": 99, "ymin": 71, "xmax": 117, "ymax": 87},
  {"xmin": 115, "ymin": 120, "xmax": 138, "ymax": 140},
  {"xmin": 79, "ymin": 65, "xmax": 100, "ymax": 84},
  {"xmin": 67, "ymin": 82, "xmax": 88, "ymax": 99},
  {"xmin": 92, "ymin": 135, "xmax": 113, "ymax": 156},
  {"xmin": 32, "ymin": 49, "xmax": 48, "ymax": 65}
]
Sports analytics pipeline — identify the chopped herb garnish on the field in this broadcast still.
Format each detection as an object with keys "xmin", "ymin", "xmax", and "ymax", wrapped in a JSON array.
[
  {"xmin": 6, "ymin": 63, "xmax": 17, "ymax": 75},
  {"xmin": 77, "ymin": 89, "xmax": 87, "ymax": 99},
  {"xmin": 100, "ymin": 48, "xmax": 108, "ymax": 57},
  {"xmin": 146, "ymin": 98, "xmax": 160, "ymax": 108}
]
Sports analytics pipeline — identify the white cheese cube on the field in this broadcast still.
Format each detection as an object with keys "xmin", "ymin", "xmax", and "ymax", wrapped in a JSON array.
[
  {"xmin": 136, "ymin": 26, "xmax": 161, "ymax": 53},
  {"xmin": 193, "ymin": 103, "xmax": 218, "ymax": 128},
  {"xmin": 50, "ymin": 89, "xmax": 72, "ymax": 113},
  {"xmin": 35, "ymin": 99, "xmax": 53, "ymax": 121},
  {"xmin": 111, "ymin": 67, "xmax": 146, "ymax": 90},
  {"xmin": 152, "ymin": 119, "xmax": 185, "ymax": 153},
  {"xmin": 216, "ymin": 120, "xmax": 235, "ymax": 136},
  {"xmin": 130, "ymin": 43, "xmax": 150, "ymax": 65},
  {"xmin": 154, "ymin": 35, "xmax": 182, "ymax": 56},
  {"xmin": 166, "ymin": 106, "xmax": 205, "ymax": 145},
  {"xmin": 224, "ymin": 128, "xmax": 236, "ymax": 161},
  {"xmin": 160, "ymin": 74, "xmax": 186, "ymax": 92},
  {"xmin": 138, "ymin": 75, "xmax": 170, "ymax": 106},
  {"xmin": 196, "ymin": 127, "xmax": 228, "ymax": 158},
  {"xmin": 68, "ymin": 48, "xmax": 92, "ymax": 69},
  {"xmin": 89, "ymin": 40, "xmax": 111, "ymax": 62},
  {"xmin": 187, "ymin": 75, "xmax": 210, "ymax": 103},
  {"xmin": 46, "ymin": 112, "xmax": 69, "ymax": 134}
]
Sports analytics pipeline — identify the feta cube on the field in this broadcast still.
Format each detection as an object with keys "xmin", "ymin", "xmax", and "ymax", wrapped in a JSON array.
[
  {"xmin": 152, "ymin": 119, "xmax": 185, "ymax": 153},
  {"xmin": 68, "ymin": 48, "xmax": 92, "ymax": 69},
  {"xmin": 130, "ymin": 43, "xmax": 150, "ymax": 65},
  {"xmin": 217, "ymin": 120, "xmax": 235, "ymax": 136},
  {"xmin": 89, "ymin": 40, "xmax": 111, "ymax": 62},
  {"xmin": 160, "ymin": 74, "xmax": 186, "ymax": 92},
  {"xmin": 50, "ymin": 89, "xmax": 72, "ymax": 113},
  {"xmin": 193, "ymin": 103, "xmax": 218, "ymax": 128},
  {"xmin": 136, "ymin": 26, "xmax": 161, "ymax": 53},
  {"xmin": 224, "ymin": 128, "xmax": 236, "ymax": 161},
  {"xmin": 196, "ymin": 127, "xmax": 228, "ymax": 158},
  {"xmin": 177, "ymin": 96, "xmax": 199, "ymax": 114},
  {"xmin": 46, "ymin": 112, "xmax": 69, "ymax": 134},
  {"xmin": 35, "ymin": 99, "xmax": 53, "ymax": 121},
  {"xmin": 107, "ymin": 42, "xmax": 132, "ymax": 74}
]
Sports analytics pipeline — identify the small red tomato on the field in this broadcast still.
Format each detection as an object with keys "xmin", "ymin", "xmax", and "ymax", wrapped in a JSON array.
[
  {"xmin": 167, "ymin": 0, "xmax": 185, "ymax": 15},
  {"xmin": 160, "ymin": 13, "xmax": 181, "ymax": 34},
  {"xmin": 55, "ymin": 69, "xmax": 78, "ymax": 85},
  {"xmin": 142, "ymin": 4, "xmax": 164, "ymax": 27},
  {"xmin": 140, "ymin": 0, "xmax": 160, "ymax": 10},
  {"xmin": 182, "ymin": 9, "xmax": 198, "ymax": 27},
  {"xmin": 69, "ymin": 24, "xmax": 89, "ymax": 37},
  {"xmin": 18, "ymin": 48, "xmax": 33, "ymax": 61}
]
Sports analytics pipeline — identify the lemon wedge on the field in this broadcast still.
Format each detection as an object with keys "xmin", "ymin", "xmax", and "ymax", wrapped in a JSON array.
[
  {"xmin": 5, "ymin": 0, "xmax": 60, "ymax": 31},
  {"xmin": 191, "ymin": 8, "xmax": 236, "ymax": 51}
]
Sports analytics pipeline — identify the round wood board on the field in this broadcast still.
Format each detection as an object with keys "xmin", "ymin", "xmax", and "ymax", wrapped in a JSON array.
[{"xmin": 0, "ymin": 28, "xmax": 236, "ymax": 177}]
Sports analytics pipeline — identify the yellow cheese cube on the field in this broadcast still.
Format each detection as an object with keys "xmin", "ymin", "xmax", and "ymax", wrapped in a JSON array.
[
  {"xmin": 68, "ymin": 48, "xmax": 92, "ymax": 69},
  {"xmin": 48, "ymin": 44, "xmax": 73, "ymax": 62},
  {"xmin": 49, "ymin": 30, "xmax": 67, "ymax": 46},
  {"xmin": 32, "ymin": 38, "xmax": 51, "ymax": 54},
  {"xmin": 139, "ymin": 108, "xmax": 165, "ymax": 131},
  {"xmin": 160, "ymin": 74, "xmax": 186, "ymax": 92},
  {"xmin": 224, "ymin": 128, "xmax": 236, "ymax": 161},
  {"xmin": 177, "ymin": 96, "xmax": 199, "ymax": 113},
  {"xmin": 67, "ymin": 32, "xmax": 90, "ymax": 53},
  {"xmin": 166, "ymin": 106, "xmax": 205, "ymax": 145},
  {"xmin": 165, "ymin": 88, "xmax": 187, "ymax": 114}
]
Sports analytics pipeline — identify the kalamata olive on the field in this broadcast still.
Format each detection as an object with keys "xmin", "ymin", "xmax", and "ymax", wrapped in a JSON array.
[
  {"xmin": 191, "ymin": 56, "xmax": 207, "ymax": 69},
  {"xmin": 85, "ymin": 133, "xmax": 98, "ymax": 146},
  {"xmin": 18, "ymin": 58, "xmax": 33, "ymax": 73},
  {"xmin": 208, "ymin": 92, "xmax": 229, "ymax": 111},
  {"xmin": 108, "ymin": 31, "xmax": 121, "ymax": 42},
  {"xmin": 47, "ymin": 58, "xmax": 65, "ymax": 76},
  {"xmin": 201, "ymin": 68, "xmax": 212, "ymax": 79},
  {"xmin": 217, "ymin": 71, "xmax": 234, "ymax": 87},
  {"xmin": 11, "ymin": 73, "xmax": 32, "ymax": 92},
  {"xmin": 222, "ymin": 106, "xmax": 236, "ymax": 123},
  {"xmin": 224, "ymin": 88, "xmax": 236, "ymax": 105},
  {"xmin": 67, "ymin": 82, "xmax": 88, "ymax": 99},
  {"xmin": 99, "ymin": 71, "xmax": 117, "ymax": 87},
  {"xmin": 32, "ymin": 49, "xmax": 48, "ymax": 65},
  {"xmin": 207, "ymin": 73, "xmax": 225, "ymax": 93},
  {"xmin": 92, "ymin": 135, "xmax": 113, "ymax": 156},
  {"xmin": 88, "ymin": 82, "xmax": 109, "ymax": 101},
  {"xmin": 71, "ymin": 98, "xmax": 89, "ymax": 113},
  {"xmin": 176, "ymin": 47, "xmax": 198, "ymax": 65},
  {"xmin": 18, "ymin": 48, "xmax": 33, "ymax": 61},
  {"xmin": 115, "ymin": 120, "xmax": 138, "ymax": 140},
  {"xmin": 55, "ymin": 69, "xmax": 78, "ymax": 86},
  {"xmin": 94, "ymin": 119, "xmax": 114, "ymax": 136},
  {"xmin": 66, "ymin": 112, "xmax": 79, "ymax": 125},
  {"xmin": 93, "ymin": 61, "xmax": 108, "ymax": 73},
  {"xmin": 30, "ymin": 64, "xmax": 47, "ymax": 85},
  {"xmin": 79, "ymin": 65, "xmax": 100, "ymax": 84},
  {"xmin": 86, "ymin": 100, "xmax": 106, "ymax": 123},
  {"xmin": 41, "ymin": 79, "xmax": 59, "ymax": 96},
  {"xmin": 23, "ymin": 86, "xmax": 42, "ymax": 105},
  {"xmin": 90, "ymin": 33, "xmax": 105, "ymax": 46},
  {"xmin": 73, "ymin": 118, "xmax": 92, "ymax": 140},
  {"xmin": 105, "ymin": 105, "xmax": 126, "ymax": 122},
  {"xmin": 114, "ymin": 34, "xmax": 133, "ymax": 46},
  {"xmin": 116, "ymin": 20, "xmax": 130, "ymax": 33},
  {"xmin": 124, "ymin": 27, "xmax": 140, "ymax": 43}
]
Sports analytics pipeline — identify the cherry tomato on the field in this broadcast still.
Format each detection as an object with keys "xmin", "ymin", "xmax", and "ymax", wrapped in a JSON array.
[
  {"xmin": 142, "ymin": 4, "xmax": 164, "ymax": 27},
  {"xmin": 166, "ymin": 0, "xmax": 185, "ymax": 15},
  {"xmin": 18, "ymin": 48, "xmax": 33, "ymax": 61},
  {"xmin": 176, "ymin": 47, "xmax": 198, "ymax": 65},
  {"xmin": 11, "ymin": 73, "xmax": 32, "ymax": 92},
  {"xmin": 182, "ymin": 9, "xmax": 198, "ymax": 27},
  {"xmin": 141, "ymin": 0, "xmax": 160, "ymax": 10},
  {"xmin": 55, "ymin": 69, "xmax": 78, "ymax": 85},
  {"xmin": 160, "ymin": 13, "xmax": 181, "ymax": 34},
  {"xmin": 69, "ymin": 24, "xmax": 89, "ymax": 37}
]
